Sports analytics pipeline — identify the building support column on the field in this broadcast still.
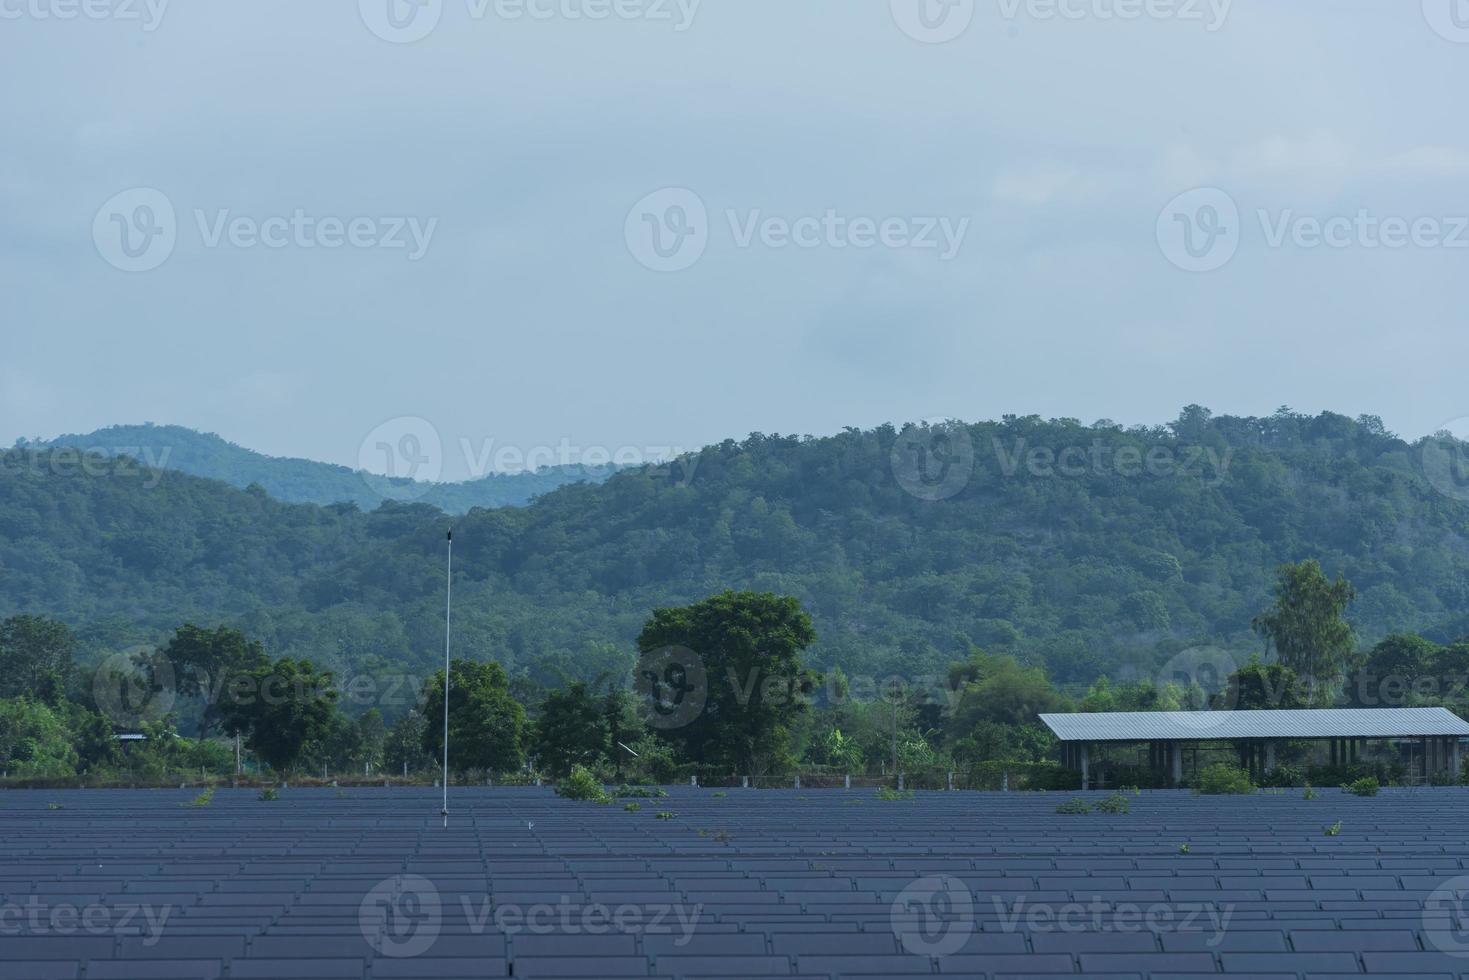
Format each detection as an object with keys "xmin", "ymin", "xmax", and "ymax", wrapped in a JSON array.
[
  {"xmin": 1264, "ymin": 740, "xmax": 1276, "ymax": 774},
  {"xmin": 1453, "ymin": 738, "xmax": 1461, "ymax": 785},
  {"xmin": 1080, "ymin": 743, "xmax": 1089, "ymax": 791},
  {"xmin": 1171, "ymin": 742, "xmax": 1183, "ymax": 787}
]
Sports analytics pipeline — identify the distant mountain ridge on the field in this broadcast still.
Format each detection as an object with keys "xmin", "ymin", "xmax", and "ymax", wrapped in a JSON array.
[
  {"xmin": 6, "ymin": 408, "xmax": 1469, "ymax": 697},
  {"xmin": 19, "ymin": 424, "xmax": 617, "ymax": 513}
]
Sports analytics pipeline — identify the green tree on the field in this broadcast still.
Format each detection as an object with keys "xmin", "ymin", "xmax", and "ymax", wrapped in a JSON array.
[
  {"xmin": 0, "ymin": 615, "xmax": 75, "ymax": 703},
  {"xmin": 219, "ymin": 658, "xmax": 339, "ymax": 773},
  {"xmin": 535, "ymin": 683, "xmax": 609, "ymax": 777},
  {"xmin": 1251, "ymin": 560, "xmax": 1356, "ymax": 701},
  {"xmin": 357, "ymin": 708, "xmax": 386, "ymax": 772},
  {"xmin": 383, "ymin": 711, "xmax": 429, "ymax": 776},
  {"xmin": 636, "ymin": 591, "xmax": 817, "ymax": 776},
  {"xmin": 421, "ymin": 660, "xmax": 526, "ymax": 775},
  {"xmin": 602, "ymin": 689, "xmax": 644, "ymax": 779},
  {"xmin": 160, "ymin": 625, "xmax": 270, "ymax": 735},
  {"xmin": 0, "ymin": 698, "xmax": 78, "ymax": 777},
  {"xmin": 1215, "ymin": 656, "xmax": 1310, "ymax": 711}
]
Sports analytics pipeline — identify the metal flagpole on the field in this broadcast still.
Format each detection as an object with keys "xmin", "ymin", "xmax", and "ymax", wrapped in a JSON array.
[{"xmin": 442, "ymin": 528, "xmax": 452, "ymax": 828}]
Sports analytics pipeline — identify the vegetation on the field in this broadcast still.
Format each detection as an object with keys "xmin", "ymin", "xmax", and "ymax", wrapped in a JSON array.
[
  {"xmin": 1097, "ymin": 791, "xmax": 1130, "ymax": 814},
  {"xmin": 9, "ymin": 409, "xmax": 1469, "ymax": 700},
  {"xmin": 1342, "ymin": 776, "xmax": 1380, "ymax": 797},
  {"xmin": 1056, "ymin": 797, "xmax": 1092, "ymax": 813},
  {"xmin": 1193, "ymin": 763, "xmax": 1255, "ymax": 795},
  {"xmin": 553, "ymin": 764, "xmax": 611, "ymax": 804},
  {"xmin": 22, "ymin": 424, "xmax": 615, "ymax": 514},
  {"xmin": 421, "ymin": 660, "xmax": 526, "ymax": 776}
]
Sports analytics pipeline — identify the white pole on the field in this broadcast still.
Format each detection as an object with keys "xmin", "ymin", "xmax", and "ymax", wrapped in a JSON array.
[{"xmin": 442, "ymin": 528, "xmax": 453, "ymax": 827}]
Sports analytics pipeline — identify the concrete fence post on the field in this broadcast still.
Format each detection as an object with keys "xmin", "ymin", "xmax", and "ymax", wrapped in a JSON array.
[
  {"xmin": 794, "ymin": 775, "xmax": 801, "ymax": 789},
  {"xmin": 897, "ymin": 773, "xmax": 904, "ymax": 792},
  {"xmin": 742, "ymin": 775, "xmax": 749, "ymax": 789},
  {"xmin": 844, "ymin": 774, "xmax": 851, "ymax": 790},
  {"xmin": 947, "ymin": 771, "xmax": 954, "ymax": 792},
  {"xmin": 690, "ymin": 774, "xmax": 698, "ymax": 788}
]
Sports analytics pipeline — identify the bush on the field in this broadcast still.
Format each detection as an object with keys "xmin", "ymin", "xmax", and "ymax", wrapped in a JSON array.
[
  {"xmin": 1096, "ymin": 791, "xmax": 1130, "ymax": 814},
  {"xmin": 1055, "ymin": 797, "xmax": 1092, "ymax": 814},
  {"xmin": 258, "ymin": 788, "xmax": 278, "ymax": 802},
  {"xmin": 614, "ymin": 784, "xmax": 668, "ymax": 798},
  {"xmin": 1342, "ymin": 776, "xmax": 1379, "ymax": 797},
  {"xmin": 875, "ymin": 786, "xmax": 914, "ymax": 801},
  {"xmin": 1260, "ymin": 764, "xmax": 1304, "ymax": 788},
  {"xmin": 1193, "ymin": 763, "xmax": 1254, "ymax": 795},
  {"xmin": 555, "ymin": 765, "xmax": 611, "ymax": 804}
]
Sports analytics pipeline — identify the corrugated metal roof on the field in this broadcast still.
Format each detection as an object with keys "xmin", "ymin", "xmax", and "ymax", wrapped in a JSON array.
[{"xmin": 1038, "ymin": 707, "xmax": 1469, "ymax": 742}]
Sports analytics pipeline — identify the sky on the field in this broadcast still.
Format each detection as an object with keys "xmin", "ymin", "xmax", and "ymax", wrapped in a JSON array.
[{"xmin": 4, "ymin": 0, "xmax": 1469, "ymax": 481}]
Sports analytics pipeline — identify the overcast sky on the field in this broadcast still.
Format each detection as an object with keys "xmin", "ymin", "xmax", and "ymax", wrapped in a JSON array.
[{"xmin": 4, "ymin": 0, "xmax": 1468, "ymax": 480}]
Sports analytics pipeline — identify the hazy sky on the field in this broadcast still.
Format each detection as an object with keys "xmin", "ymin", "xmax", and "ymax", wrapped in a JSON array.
[{"xmin": 4, "ymin": 0, "xmax": 1469, "ymax": 480}]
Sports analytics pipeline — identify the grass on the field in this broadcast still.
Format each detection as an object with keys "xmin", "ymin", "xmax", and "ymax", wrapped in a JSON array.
[
  {"xmin": 613, "ymin": 784, "xmax": 668, "ymax": 798},
  {"xmin": 257, "ymin": 788, "xmax": 278, "ymax": 802},
  {"xmin": 1303, "ymin": 784, "xmax": 1317, "ymax": 800},
  {"xmin": 623, "ymin": 802, "xmax": 641, "ymax": 812},
  {"xmin": 1178, "ymin": 843, "xmax": 1190, "ymax": 854},
  {"xmin": 1096, "ymin": 792, "xmax": 1130, "ymax": 814},
  {"xmin": 1342, "ymin": 777, "xmax": 1380, "ymax": 797},
  {"xmin": 875, "ymin": 786, "xmax": 914, "ymax": 801},
  {"xmin": 654, "ymin": 811, "xmax": 677, "ymax": 820},
  {"xmin": 1324, "ymin": 820, "xmax": 1343, "ymax": 837},
  {"xmin": 1055, "ymin": 797, "xmax": 1092, "ymax": 814},
  {"xmin": 712, "ymin": 791, "xmax": 727, "ymax": 798},
  {"xmin": 186, "ymin": 787, "xmax": 216, "ymax": 808}
]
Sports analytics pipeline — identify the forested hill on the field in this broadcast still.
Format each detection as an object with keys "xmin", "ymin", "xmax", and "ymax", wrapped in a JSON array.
[
  {"xmin": 18, "ymin": 424, "xmax": 614, "ymax": 513},
  {"xmin": 3, "ymin": 408, "xmax": 1468, "ymax": 697}
]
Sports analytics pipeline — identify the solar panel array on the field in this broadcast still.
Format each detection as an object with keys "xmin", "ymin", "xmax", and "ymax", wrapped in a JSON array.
[{"xmin": 4, "ymin": 786, "xmax": 1469, "ymax": 978}]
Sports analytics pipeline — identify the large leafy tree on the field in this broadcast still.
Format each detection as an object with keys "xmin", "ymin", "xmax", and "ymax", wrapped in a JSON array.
[
  {"xmin": 219, "ymin": 658, "xmax": 340, "ymax": 773},
  {"xmin": 1251, "ymin": 560, "xmax": 1356, "ymax": 701},
  {"xmin": 421, "ymin": 659, "xmax": 526, "ymax": 775},
  {"xmin": 635, "ymin": 590, "xmax": 817, "ymax": 776},
  {"xmin": 160, "ymin": 625, "xmax": 270, "ymax": 735},
  {"xmin": 0, "ymin": 615, "xmax": 75, "ymax": 703},
  {"xmin": 535, "ymin": 682, "xmax": 609, "ymax": 778}
]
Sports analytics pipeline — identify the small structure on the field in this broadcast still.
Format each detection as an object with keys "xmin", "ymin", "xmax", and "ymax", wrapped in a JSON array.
[{"xmin": 1039, "ymin": 707, "xmax": 1469, "ymax": 789}]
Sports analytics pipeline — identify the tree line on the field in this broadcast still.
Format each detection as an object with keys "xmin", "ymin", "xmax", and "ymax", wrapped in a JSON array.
[{"xmin": 3, "ymin": 560, "xmax": 1465, "ymax": 786}]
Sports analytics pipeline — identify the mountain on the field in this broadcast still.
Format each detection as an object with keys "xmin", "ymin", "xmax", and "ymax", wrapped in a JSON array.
[
  {"xmin": 18, "ymin": 424, "xmax": 615, "ymax": 513},
  {"xmin": 4, "ymin": 408, "xmax": 1468, "ymax": 706}
]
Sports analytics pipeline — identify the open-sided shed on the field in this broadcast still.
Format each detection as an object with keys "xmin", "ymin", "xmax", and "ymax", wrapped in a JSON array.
[{"xmin": 1038, "ymin": 706, "xmax": 1469, "ymax": 788}]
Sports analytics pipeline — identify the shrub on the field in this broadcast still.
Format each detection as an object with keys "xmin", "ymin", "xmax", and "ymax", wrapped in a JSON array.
[
  {"xmin": 556, "ymin": 765, "xmax": 611, "ymax": 804},
  {"xmin": 1342, "ymin": 776, "xmax": 1379, "ymax": 797},
  {"xmin": 1260, "ymin": 764, "xmax": 1303, "ymax": 788},
  {"xmin": 654, "ymin": 811, "xmax": 676, "ymax": 820},
  {"xmin": 1303, "ymin": 784, "xmax": 1317, "ymax": 800},
  {"xmin": 1096, "ymin": 792, "xmax": 1130, "ymax": 814},
  {"xmin": 187, "ymin": 787, "xmax": 216, "ymax": 808},
  {"xmin": 614, "ymin": 784, "xmax": 668, "ymax": 798},
  {"xmin": 623, "ymin": 802, "xmax": 640, "ymax": 812},
  {"xmin": 1324, "ymin": 820, "xmax": 1342, "ymax": 836},
  {"xmin": 258, "ymin": 788, "xmax": 278, "ymax": 802},
  {"xmin": 1193, "ymin": 763, "xmax": 1254, "ymax": 795},
  {"xmin": 875, "ymin": 786, "xmax": 914, "ymax": 801},
  {"xmin": 1055, "ymin": 797, "xmax": 1092, "ymax": 814},
  {"xmin": 712, "ymin": 791, "xmax": 727, "ymax": 798}
]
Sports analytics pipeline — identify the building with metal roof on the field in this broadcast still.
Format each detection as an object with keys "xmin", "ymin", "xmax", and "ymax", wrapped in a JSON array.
[{"xmin": 1037, "ymin": 707, "xmax": 1469, "ymax": 789}]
